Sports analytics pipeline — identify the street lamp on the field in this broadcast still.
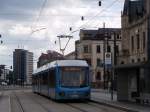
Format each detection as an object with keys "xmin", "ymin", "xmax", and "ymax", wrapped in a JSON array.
[{"xmin": 103, "ymin": 25, "xmax": 110, "ymax": 89}]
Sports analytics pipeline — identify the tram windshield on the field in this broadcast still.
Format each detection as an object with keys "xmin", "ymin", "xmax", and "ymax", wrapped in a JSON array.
[{"xmin": 60, "ymin": 67, "xmax": 88, "ymax": 88}]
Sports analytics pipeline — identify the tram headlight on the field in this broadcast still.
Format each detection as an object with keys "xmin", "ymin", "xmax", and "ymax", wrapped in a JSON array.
[{"xmin": 59, "ymin": 91, "xmax": 65, "ymax": 97}]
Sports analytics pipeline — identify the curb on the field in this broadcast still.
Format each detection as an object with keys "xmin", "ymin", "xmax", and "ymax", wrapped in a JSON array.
[
  {"xmin": 0, "ymin": 92, "xmax": 3, "ymax": 98},
  {"xmin": 90, "ymin": 99, "xmax": 138, "ymax": 112}
]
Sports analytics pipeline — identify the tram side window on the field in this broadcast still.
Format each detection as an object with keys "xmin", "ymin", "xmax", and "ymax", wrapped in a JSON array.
[
  {"xmin": 39, "ymin": 74, "xmax": 42, "ymax": 84},
  {"xmin": 49, "ymin": 69, "xmax": 56, "ymax": 87},
  {"xmin": 43, "ymin": 72, "xmax": 48, "ymax": 85},
  {"xmin": 35, "ymin": 76, "xmax": 37, "ymax": 85},
  {"xmin": 39, "ymin": 74, "xmax": 43, "ymax": 84},
  {"xmin": 33, "ymin": 76, "xmax": 36, "ymax": 86},
  {"xmin": 32, "ymin": 76, "xmax": 34, "ymax": 85}
]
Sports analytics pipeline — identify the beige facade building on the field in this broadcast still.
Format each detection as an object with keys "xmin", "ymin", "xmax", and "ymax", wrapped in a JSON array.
[{"xmin": 75, "ymin": 28, "xmax": 121, "ymax": 88}]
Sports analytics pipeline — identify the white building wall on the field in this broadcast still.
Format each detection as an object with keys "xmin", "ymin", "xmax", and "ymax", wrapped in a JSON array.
[{"xmin": 26, "ymin": 52, "xmax": 33, "ymax": 84}]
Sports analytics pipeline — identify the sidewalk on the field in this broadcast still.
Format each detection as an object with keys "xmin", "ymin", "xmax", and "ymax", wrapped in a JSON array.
[{"xmin": 91, "ymin": 89, "xmax": 150, "ymax": 112}]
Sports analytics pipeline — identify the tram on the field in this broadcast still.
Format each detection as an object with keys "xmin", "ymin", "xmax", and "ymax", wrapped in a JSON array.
[{"xmin": 32, "ymin": 60, "xmax": 90, "ymax": 100}]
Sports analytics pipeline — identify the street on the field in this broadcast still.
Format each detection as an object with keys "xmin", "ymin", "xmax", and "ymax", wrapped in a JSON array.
[{"xmin": 0, "ymin": 87, "xmax": 125, "ymax": 112}]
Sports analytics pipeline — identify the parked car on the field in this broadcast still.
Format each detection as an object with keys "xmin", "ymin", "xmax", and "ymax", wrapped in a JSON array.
[{"xmin": 1, "ymin": 81, "xmax": 7, "ymax": 86}]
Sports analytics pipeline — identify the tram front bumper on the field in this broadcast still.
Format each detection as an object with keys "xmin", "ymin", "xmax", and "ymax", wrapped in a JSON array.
[{"xmin": 57, "ymin": 91, "xmax": 90, "ymax": 100}]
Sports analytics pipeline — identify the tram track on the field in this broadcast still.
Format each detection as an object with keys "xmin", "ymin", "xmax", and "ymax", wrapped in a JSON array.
[
  {"xmin": 65, "ymin": 103, "xmax": 90, "ymax": 112},
  {"xmin": 31, "ymin": 92, "xmax": 126, "ymax": 112},
  {"xmin": 89, "ymin": 100, "xmax": 137, "ymax": 112},
  {"xmin": 20, "ymin": 91, "xmax": 52, "ymax": 112},
  {"xmin": 0, "ymin": 90, "xmax": 4, "ymax": 99},
  {"xmin": 10, "ymin": 92, "xmax": 25, "ymax": 112},
  {"xmin": 27, "ymin": 92, "xmax": 89, "ymax": 112},
  {"xmin": 65, "ymin": 100, "xmax": 128, "ymax": 112},
  {"xmin": 19, "ymin": 91, "xmax": 128, "ymax": 112},
  {"xmin": 65, "ymin": 102, "xmax": 114, "ymax": 112},
  {"xmin": 31, "ymin": 92, "xmax": 128, "ymax": 111},
  {"xmin": 30, "ymin": 95, "xmax": 52, "ymax": 112}
]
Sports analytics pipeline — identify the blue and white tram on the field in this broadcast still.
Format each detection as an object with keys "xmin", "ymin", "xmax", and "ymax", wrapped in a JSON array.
[{"xmin": 32, "ymin": 60, "xmax": 91, "ymax": 100}]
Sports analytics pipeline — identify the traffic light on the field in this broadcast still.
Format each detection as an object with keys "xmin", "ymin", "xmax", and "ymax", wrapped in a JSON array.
[
  {"xmin": 99, "ymin": 1, "xmax": 102, "ymax": 6},
  {"xmin": 0, "ymin": 69, "xmax": 2, "ymax": 76},
  {"xmin": 1, "ymin": 40, "xmax": 3, "ymax": 44},
  {"xmin": 81, "ymin": 16, "xmax": 84, "ymax": 21},
  {"xmin": 69, "ymin": 27, "xmax": 72, "ymax": 31}
]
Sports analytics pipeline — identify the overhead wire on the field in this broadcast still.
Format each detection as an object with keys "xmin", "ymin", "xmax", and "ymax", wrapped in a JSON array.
[
  {"xmin": 63, "ymin": 0, "xmax": 121, "ymax": 53},
  {"xmin": 69, "ymin": 0, "xmax": 121, "ymax": 35},
  {"xmin": 23, "ymin": 0, "xmax": 48, "ymax": 56},
  {"xmin": 62, "ymin": 0, "xmax": 121, "ymax": 53},
  {"xmin": 2, "ymin": 0, "xmax": 122, "ymax": 49},
  {"xmin": 31, "ymin": 0, "xmax": 48, "ymax": 32}
]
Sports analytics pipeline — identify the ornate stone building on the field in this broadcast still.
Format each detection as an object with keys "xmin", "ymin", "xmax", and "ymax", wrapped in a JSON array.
[{"xmin": 116, "ymin": 0, "xmax": 150, "ymax": 103}]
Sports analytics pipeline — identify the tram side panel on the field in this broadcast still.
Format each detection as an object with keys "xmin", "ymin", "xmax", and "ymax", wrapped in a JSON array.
[
  {"xmin": 48, "ymin": 68, "xmax": 56, "ymax": 99},
  {"xmin": 32, "ymin": 75, "xmax": 35, "ymax": 92},
  {"xmin": 40, "ymin": 71, "xmax": 49, "ymax": 96},
  {"xmin": 32, "ymin": 75, "xmax": 38, "ymax": 93}
]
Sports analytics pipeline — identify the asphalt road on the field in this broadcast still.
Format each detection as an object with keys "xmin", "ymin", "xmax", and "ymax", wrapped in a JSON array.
[{"xmin": 0, "ymin": 87, "xmax": 126, "ymax": 112}]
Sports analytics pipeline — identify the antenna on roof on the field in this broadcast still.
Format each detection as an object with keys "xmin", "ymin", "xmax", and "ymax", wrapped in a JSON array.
[{"xmin": 103, "ymin": 22, "xmax": 105, "ymax": 28}]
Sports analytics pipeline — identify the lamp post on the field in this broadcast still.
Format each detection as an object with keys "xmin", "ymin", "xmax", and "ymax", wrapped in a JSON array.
[
  {"xmin": 110, "ymin": 32, "xmax": 117, "ymax": 100},
  {"xmin": 103, "ymin": 25, "xmax": 110, "ymax": 89}
]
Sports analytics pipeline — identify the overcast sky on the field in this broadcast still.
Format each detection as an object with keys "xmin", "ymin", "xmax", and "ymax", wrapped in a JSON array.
[{"xmin": 0, "ymin": 0, "xmax": 125, "ymax": 69}]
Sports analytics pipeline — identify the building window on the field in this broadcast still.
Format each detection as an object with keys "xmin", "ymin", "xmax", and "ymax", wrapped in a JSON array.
[
  {"xmin": 143, "ymin": 57, "xmax": 146, "ymax": 62},
  {"xmin": 96, "ymin": 72, "xmax": 101, "ymax": 80},
  {"xmin": 85, "ymin": 58, "xmax": 91, "ymax": 66},
  {"xmin": 96, "ymin": 45, "xmax": 101, "ymax": 53},
  {"xmin": 116, "ymin": 45, "xmax": 119, "ymax": 54},
  {"xmin": 107, "ymin": 45, "xmax": 111, "ymax": 52},
  {"xmin": 131, "ymin": 36, "xmax": 134, "ymax": 51},
  {"xmin": 143, "ymin": 32, "xmax": 146, "ymax": 49},
  {"xmin": 137, "ymin": 34, "xmax": 140, "ymax": 50},
  {"xmin": 131, "ymin": 59, "xmax": 135, "ymax": 63},
  {"xmin": 121, "ymin": 61, "xmax": 124, "ymax": 64},
  {"xmin": 97, "ymin": 59, "xmax": 102, "ymax": 67},
  {"xmin": 83, "ymin": 45, "xmax": 88, "ymax": 53},
  {"xmin": 117, "ymin": 34, "xmax": 120, "ymax": 39}
]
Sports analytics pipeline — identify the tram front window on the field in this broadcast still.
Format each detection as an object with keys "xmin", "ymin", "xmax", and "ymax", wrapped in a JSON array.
[{"xmin": 61, "ymin": 67, "xmax": 88, "ymax": 88}]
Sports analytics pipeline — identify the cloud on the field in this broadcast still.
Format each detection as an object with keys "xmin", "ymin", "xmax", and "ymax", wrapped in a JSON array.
[
  {"xmin": 0, "ymin": 0, "xmax": 125, "ymax": 67},
  {"xmin": 8, "ymin": 24, "xmax": 31, "ymax": 35}
]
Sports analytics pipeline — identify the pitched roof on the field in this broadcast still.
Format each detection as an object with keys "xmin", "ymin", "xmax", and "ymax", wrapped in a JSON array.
[
  {"xmin": 122, "ymin": 0, "xmax": 145, "ymax": 22},
  {"xmin": 123, "ymin": 0, "xmax": 130, "ymax": 15},
  {"xmin": 80, "ymin": 28, "xmax": 121, "ymax": 40}
]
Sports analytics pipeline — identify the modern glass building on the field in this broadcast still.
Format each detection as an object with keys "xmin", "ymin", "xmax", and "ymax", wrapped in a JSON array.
[{"xmin": 13, "ymin": 49, "xmax": 33, "ymax": 85}]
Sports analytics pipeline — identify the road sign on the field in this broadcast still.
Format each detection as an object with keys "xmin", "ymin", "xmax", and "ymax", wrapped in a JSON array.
[{"xmin": 105, "ymin": 52, "xmax": 112, "ymax": 65}]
